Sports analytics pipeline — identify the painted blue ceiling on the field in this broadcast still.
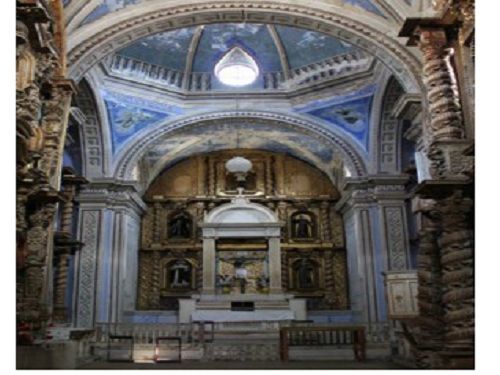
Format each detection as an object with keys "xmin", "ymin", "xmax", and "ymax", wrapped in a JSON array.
[
  {"xmin": 78, "ymin": 1, "xmax": 385, "ymax": 27},
  {"xmin": 344, "ymin": 0, "xmax": 385, "ymax": 17},
  {"xmin": 295, "ymin": 85, "xmax": 376, "ymax": 152},
  {"xmin": 81, "ymin": 0, "xmax": 139, "ymax": 26},
  {"xmin": 116, "ymin": 23, "xmax": 361, "ymax": 74},
  {"xmin": 193, "ymin": 24, "xmax": 282, "ymax": 73},
  {"xmin": 102, "ymin": 90, "xmax": 183, "ymax": 153},
  {"xmin": 119, "ymin": 27, "xmax": 197, "ymax": 71},
  {"xmin": 275, "ymin": 26, "xmax": 355, "ymax": 69}
]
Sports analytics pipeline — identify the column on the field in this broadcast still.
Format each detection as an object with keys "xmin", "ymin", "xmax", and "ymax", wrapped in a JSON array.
[
  {"xmin": 336, "ymin": 178, "xmax": 412, "ymax": 342},
  {"xmin": 74, "ymin": 181, "xmax": 146, "ymax": 327},
  {"xmin": 400, "ymin": 17, "xmax": 475, "ymax": 368},
  {"xmin": 268, "ymin": 237, "xmax": 282, "ymax": 294},
  {"xmin": 202, "ymin": 238, "xmax": 216, "ymax": 294}
]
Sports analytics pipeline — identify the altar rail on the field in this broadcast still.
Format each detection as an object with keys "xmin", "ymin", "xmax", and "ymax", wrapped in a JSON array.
[
  {"xmin": 96, "ymin": 323, "xmax": 198, "ymax": 344},
  {"xmin": 279, "ymin": 325, "xmax": 366, "ymax": 362},
  {"xmin": 95, "ymin": 320, "xmax": 312, "ymax": 345}
]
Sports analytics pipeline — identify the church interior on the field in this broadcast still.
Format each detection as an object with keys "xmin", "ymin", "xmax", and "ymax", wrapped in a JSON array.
[{"xmin": 15, "ymin": 0, "xmax": 475, "ymax": 370}]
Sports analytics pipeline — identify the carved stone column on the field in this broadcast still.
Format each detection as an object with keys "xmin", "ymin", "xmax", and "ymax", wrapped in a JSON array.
[
  {"xmin": 337, "ymin": 177, "xmax": 413, "ymax": 342},
  {"xmin": 418, "ymin": 28, "xmax": 464, "ymax": 142},
  {"xmin": 20, "ymin": 200, "xmax": 58, "ymax": 333},
  {"xmin": 336, "ymin": 180, "xmax": 386, "ymax": 342},
  {"xmin": 75, "ymin": 182, "xmax": 146, "ymax": 326},
  {"xmin": 400, "ymin": 14, "xmax": 475, "ymax": 368},
  {"xmin": 40, "ymin": 79, "xmax": 77, "ymax": 189}
]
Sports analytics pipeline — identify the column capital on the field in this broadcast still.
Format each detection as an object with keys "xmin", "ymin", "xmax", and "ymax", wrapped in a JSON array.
[
  {"xmin": 399, "ymin": 18, "xmax": 457, "ymax": 47},
  {"xmin": 336, "ymin": 175, "xmax": 410, "ymax": 213},
  {"xmin": 77, "ymin": 179, "xmax": 147, "ymax": 217}
]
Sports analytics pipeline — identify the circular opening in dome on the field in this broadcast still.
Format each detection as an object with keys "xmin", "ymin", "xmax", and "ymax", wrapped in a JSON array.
[{"xmin": 214, "ymin": 47, "xmax": 259, "ymax": 87}]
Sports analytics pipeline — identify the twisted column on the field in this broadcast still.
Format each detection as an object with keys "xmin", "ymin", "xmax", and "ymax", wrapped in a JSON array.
[
  {"xmin": 419, "ymin": 28, "xmax": 464, "ymax": 141},
  {"xmin": 53, "ymin": 252, "xmax": 70, "ymax": 321},
  {"xmin": 412, "ymin": 198, "xmax": 445, "ymax": 368},
  {"xmin": 439, "ymin": 190, "xmax": 474, "ymax": 352},
  {"xmin": 320, "ymin": 201, "xmax": 332, "ymax": 242},
  {"xmin": 153, "ymin": 202, "xmax": 162, "ymax": 244}
]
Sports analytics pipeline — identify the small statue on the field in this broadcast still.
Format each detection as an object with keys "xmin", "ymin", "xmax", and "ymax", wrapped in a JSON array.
[
  {"xmin": 169, "ymin": 260, "xmax": 191, "ymax": 289},
  {"xmin": 169, "ymin": 213, "xmax": 191, "ymax": 238},
  {"xmin": 292, "ymin": 214, "xmax": 312, "ymax": 238},
  {"xmin": 297, "ymin": 259, "xmax": 315, "ymax": 289},
  {"xmin": 234, "ymin": 259, "xmax": 247, "ymax": 294}
]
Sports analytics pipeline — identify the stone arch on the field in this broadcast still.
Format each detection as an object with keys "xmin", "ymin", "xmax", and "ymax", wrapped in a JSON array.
[
  {"xmin": 74, "ymin": 78, "xmax": 108, "ymax": 178},
  {"xmin": 112, "ymin": 111, "xmax": 369, "ymax": 188},
  {"xmin": 378, "ymin": 76, "xmax": 405, "ymax": 173},
  {"xmin": 67, "ymin": 0, "xmax": 423, "ymax": 94}
]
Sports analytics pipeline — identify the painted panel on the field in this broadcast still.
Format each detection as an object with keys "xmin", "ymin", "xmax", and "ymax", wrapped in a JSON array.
[
  {"xmin": 295, "ymin": 85, "xmax": 375, "ymax": 152},
  {"xmin": 118, "ymin": 27, "xmax": 197, "ymax": 71},
  {"xmin": 275, "ymin": 25, "xmax": 355, "ymax": 69},
  {"xmin": 102, "ymin": 90, "xmax": 183, "ymax": 153}
]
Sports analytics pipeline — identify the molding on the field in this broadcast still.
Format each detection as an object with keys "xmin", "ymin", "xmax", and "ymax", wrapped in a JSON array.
[
  {"xmin": 266, "ymin": 24, "xmax": 291, "ymax": 80},
  {"xmin": 391, "ymin": 93, "xmax": 422, "ymax": 120},
  {"xmin": 77, "ymin": 179, "xmax": 147, "ymax": 217},
  {"xmin": 111, "ymin": 110, "xmax": 368, "ymax": 184},
  {"xmin": 182, "ymin": 25, "xmax": 205, "ymax": 90},
  {"xmin": 335, "ymin": 174, "xmax": 410, "ymax": 213}
]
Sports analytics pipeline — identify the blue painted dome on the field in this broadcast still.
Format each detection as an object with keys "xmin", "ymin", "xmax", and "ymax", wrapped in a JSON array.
[{"xmin": 116, "ymin": 23, "xmax": 358, "ymax": 77}]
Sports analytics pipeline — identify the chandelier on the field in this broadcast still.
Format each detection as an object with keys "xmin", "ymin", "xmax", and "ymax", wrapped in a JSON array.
[{"xmin": 214, "ymin": 47, "xmax": 259, "ymax": 87}]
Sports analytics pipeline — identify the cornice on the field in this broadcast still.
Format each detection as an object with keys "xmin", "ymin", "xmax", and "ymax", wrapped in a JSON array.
[
  {"xmin": 335, "ymin": 174, "xmax": 410, "ymax": 212},
  {"xmin": 391, "ymin": 93, "xmax": 422, "ymax": 120},
  {"xmin": 77, "ymin": 179, "xmax": 147, "ymax": 215}
]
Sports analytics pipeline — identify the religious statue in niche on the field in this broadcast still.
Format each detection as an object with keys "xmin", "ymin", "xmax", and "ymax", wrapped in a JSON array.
[
  {"xmin": 167, "ymin": 260, "xmax": 192, "ymax": 290},
  {"xmin": 234, "ymin": 258, "xmax": 248, "ymax": 294},
  {"xmin": 293, "ymin": 259, "xmax": 318, "ymax": 290},
  {"xmin": 291, "ymin": 212, "xmax": 315, "ymax": 239},
  {"xmin": 168, "ymin": 212, "xmax": 192, "ymax": 239}
]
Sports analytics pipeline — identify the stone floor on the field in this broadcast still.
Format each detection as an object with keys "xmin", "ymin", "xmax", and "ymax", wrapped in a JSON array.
[{"xmin": 79, "ymin": 360, "xmax": 405, "ymax": 370}]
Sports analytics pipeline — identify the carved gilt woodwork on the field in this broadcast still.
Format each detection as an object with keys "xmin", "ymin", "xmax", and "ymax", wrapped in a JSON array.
[{"xmin": 137, "ymin": 150, "xmax": 347, "ymax": 310}]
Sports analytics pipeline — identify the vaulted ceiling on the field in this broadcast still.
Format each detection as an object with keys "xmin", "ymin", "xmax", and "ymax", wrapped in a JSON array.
[{"xmin": 63, "ymin": 1, "xmax": 430, "ymax": 189}]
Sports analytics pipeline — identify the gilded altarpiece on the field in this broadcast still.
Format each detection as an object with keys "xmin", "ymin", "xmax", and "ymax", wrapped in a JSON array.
[{"xmin": 137, "ymin": 150, "xmax": 349, "ymax": 310}]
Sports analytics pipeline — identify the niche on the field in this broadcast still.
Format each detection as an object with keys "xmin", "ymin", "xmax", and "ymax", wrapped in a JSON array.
[
  {"xmin": 290, "ymin": 211, "xmax": 316, "ymax": 240},
  {"xmin": 167, "ymin": 211, "xmax": 192, "ymax": 240},
  {"xmin": 291, "ymin": 258, "xmax": 320, "ymax": 290},
  {"xmin": 163, "ymin": 259, "xmax": 195, "ymax": 291}
]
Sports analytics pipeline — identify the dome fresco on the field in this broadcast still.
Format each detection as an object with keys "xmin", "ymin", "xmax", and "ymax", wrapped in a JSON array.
[
  {"xmin": 118, "ymin": 27, "xmax": 197, "ymax": 71},
  {"xmin": 116, "ymin": 23, "xmax": 359, "ymax": 75},
  {"xmin": 193, "ymin": 24, "xmax": 281, "ymax": 73}
]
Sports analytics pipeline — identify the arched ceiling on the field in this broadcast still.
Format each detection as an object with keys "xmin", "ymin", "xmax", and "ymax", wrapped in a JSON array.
[
  {"xmin": 65, "ymin": 1, "xmax": 396, "ymax": 30},
  {"xmin": 63, "ymin": 0, "xmax": 428, "ymax": 186}
]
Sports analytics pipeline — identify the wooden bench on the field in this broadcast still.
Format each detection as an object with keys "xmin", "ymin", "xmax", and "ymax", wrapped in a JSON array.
[{"xmin": 279, "ymin": 325, "xmax": 366, "ymax": 362}]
